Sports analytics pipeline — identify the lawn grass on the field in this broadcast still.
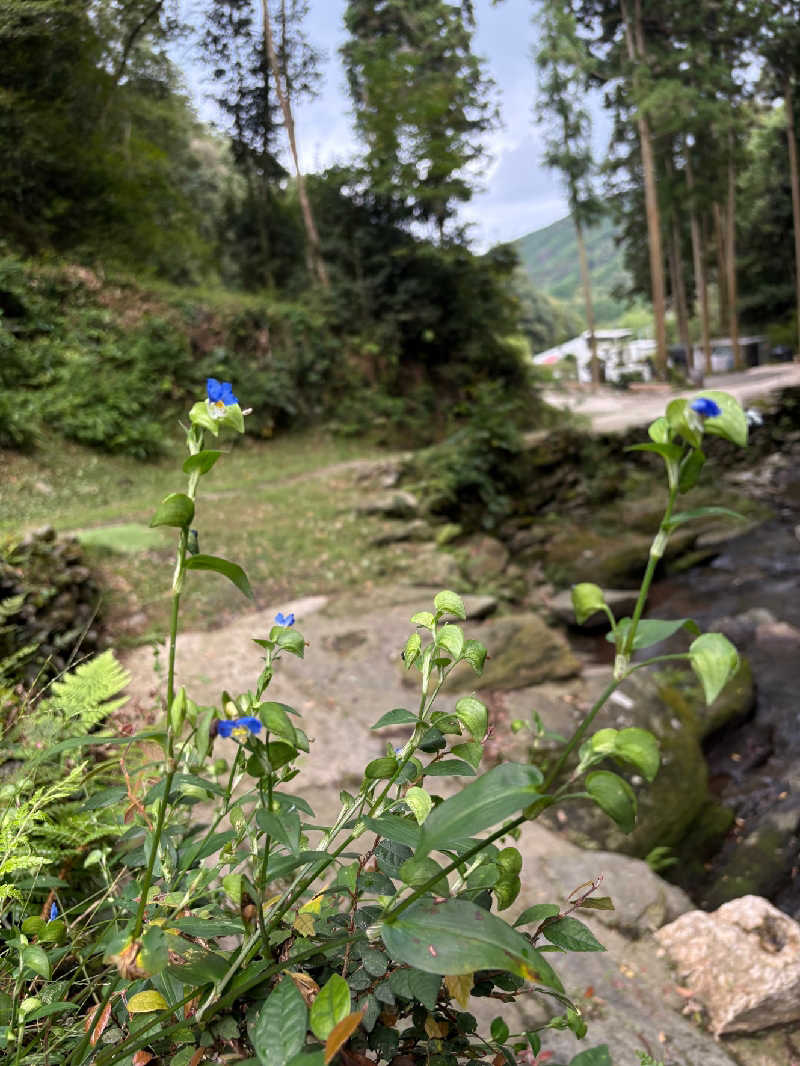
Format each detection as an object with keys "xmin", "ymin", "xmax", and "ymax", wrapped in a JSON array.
[{"xmin": 1, "ymin": 430, "xmax": 413, "ymax": 640}]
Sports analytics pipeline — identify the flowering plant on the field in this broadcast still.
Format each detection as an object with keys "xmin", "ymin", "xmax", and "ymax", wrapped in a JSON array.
[{"xmin": 0, "ymin": 387, "xmax": 748, "ymax": 1066}]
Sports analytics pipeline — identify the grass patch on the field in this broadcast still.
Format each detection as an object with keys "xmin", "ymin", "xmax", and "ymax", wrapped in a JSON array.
[{"xmin": 1, "ymin": 431, "xmax": 413, "ymax": 638}]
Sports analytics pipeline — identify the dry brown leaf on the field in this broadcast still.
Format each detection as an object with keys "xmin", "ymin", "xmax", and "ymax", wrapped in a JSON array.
[{"xmin": 324, "ymin": 1010, "xmax": 365, "ymax": 1065}]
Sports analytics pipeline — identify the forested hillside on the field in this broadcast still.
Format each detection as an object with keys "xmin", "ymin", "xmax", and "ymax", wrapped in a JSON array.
[{"xmin": 513, "ymin": 216, "xmax": 629, "ymax": 327}]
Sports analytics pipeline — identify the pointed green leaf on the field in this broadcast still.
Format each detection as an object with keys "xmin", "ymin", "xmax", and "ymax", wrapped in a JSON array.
[
  {"xmin": 678, "ymin": 447, "xmax": 706, "ymax": 493},
  {"xmin": 150, "ymin": 493, "xmax": 195, "ymax": 529},
  {"xmin": 418, "ymin": 762, "xmax": 542, "ymax": 857},
  {"xmin": 614, "ymin": 727, "xmax": 660, "ymax": 783},
  {"xmin": 182, "ymin": 450, "xmax": 222, "ymax": 475},
  {"xmin": 251, "ymin": 976, "xmax": 308, "ymax": 1066},
  {"xmin": 454, "ymin": 696, "xmax": 488, "ymax": 739},
  {"xmin": 665, "ymin": 506, "xmax": 748, "ymax": 531},
  {"xmin": 585, "ymin": 771, "xmax": 637, "ymax": 833},
  {"xmin": 689, "ymin": 632, "xmax": 740, "ymax": 704},
  {"xmin": 185, "ymin": 554, "xmax": 253, "ymax": 599},
  {"xmin": 189, "ymin": 400, "xmax": 221, "ymax": 435},
  {"xmin": 513, "ymin": 904, "xmax": 560, "ymax": 928},
  {"xmin": 258, "ymin": 703, "xmax": 298, "ymax": 745},
  {"xmin": 666, "ymin": 397, "xmax": 702, "ymax": 448},
  {"xmin": 365, "ymin": 756, "xmax": 399, "ymax": 780},
  {"xmin": 310, "ymin": 974, "xmax": 351, "ymax": 1041},
  {"xmin": 693, "ymin": 390, "xmax": 748, "ymax": 447},
  {"xmin": 451, "ymin": 740, "xmax": 483, "ymax": 769},
  {"xmin": 647, "ymin": 416, "xmax": 669, "ymax": 443},
  {"xmin": 363, "ymin": 815, "xmax": 420, "ymax": 849},
  {"xmin": 21, "ymin": 946, "xmax": 50, "ymax": 980},
  {"xmin": 627, "ymin": 441, "xmax": 683, "ymax": 462},
  {"xmin": 371, "ymin": 708, "xmax": 418, "ymax": 730},
  {"xmin": 571, "ymin": 583, "xmax": 606, "ymax": 625},
  {"xmin": 423, "ymin": 758, "xmax": 476, "ymax": 776},
  {"xmin": 405, "ymin": 786, "xmax": 433, "ymax": 825},
  {"xmin": 411, "ymin": 611, "xmax": 435, "ymax": 629},
  {"xmin": 461, "ymin": 639, "xmax": 487, "ymax": 675},
  {"xmin": 433, "ymin": 590, "xmax": 466, "ymax": 620},
  {"xmin": 437, "ymin": 624, "xmax": 464, "ymax": 660},
  {"xmin": 403, "ymin": 633, "xmax": 422, "ymax": 669},
  {"xmin": 382, "ymin": 898, "xmax": 563, "ymax": 990},
  {"xmin": 607, "ymin": 616, "xmax": 700, "ymax": 650},
  {"xmin": 542, "ymin": 917, "xmax": 605, "ymax": 953},
  {"xmin": 569, "ymin": 1046, "xmax": 612, "ymax": 1066}
]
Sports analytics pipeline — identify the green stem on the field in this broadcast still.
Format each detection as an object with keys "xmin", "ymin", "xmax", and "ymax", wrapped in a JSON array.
[
  {"xmin": 622, "ymin": 484, "xmax": 678, "ymax": 660},
  {"xmin": 541, "ymin": 677, "xmax": 621, "ymax": 794}
]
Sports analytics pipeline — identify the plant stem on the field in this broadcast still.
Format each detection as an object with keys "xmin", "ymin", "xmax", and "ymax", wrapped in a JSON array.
[{"xmin": 622, "ymin": 484, "xmax": 678, "ymax": 661}]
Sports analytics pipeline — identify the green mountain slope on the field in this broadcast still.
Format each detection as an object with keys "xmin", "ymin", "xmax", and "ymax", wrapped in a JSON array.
[{"xmin": 513, "ymin": 215, "xmax": 630, "ymax": 326}]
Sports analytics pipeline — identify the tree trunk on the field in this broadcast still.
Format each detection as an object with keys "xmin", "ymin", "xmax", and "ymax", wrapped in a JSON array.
[
  {"xmin": 726, "ymin": 135, "xmax": 741, "ymax": 370},
  {"xmin": 620, "ymin": 0, "xmax": 667, "ymax": 378},
  {"xmin": 669, "ymin": 216, "xmax": 691, "ymax": 373},
  {"xmin": 261, "ymin": 0, "xmax": 329, "ymax": 290},
  {"xmin": 786, "ymin": 80, "xmax": 800, "ymax": 356},
  {"xmin": 685, "ymin": 144, "xmax": 712, "ymax": 375},
  {"xmin": 713, "ymin": 202, "xmax": 728, "ymax": 334},
  {"xmin": 576, "ymin": 218, "xmax": 600, "ymax": 386}
]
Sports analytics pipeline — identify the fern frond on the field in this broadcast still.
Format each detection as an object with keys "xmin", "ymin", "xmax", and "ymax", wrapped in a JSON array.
[{"xmin": 46, "ymin": 649, "xmax": 130, "ymax": 727}]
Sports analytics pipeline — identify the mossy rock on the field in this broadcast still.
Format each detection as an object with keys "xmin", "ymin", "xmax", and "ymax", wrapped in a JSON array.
[
  {"xmin": 671, "ymin": 799, "xmax": 736, "ymax": 890},
  {"xmin": 540, "ymin": 667, "xmax": 711, "ymax": 858},
  {"xmin": 702, "ymin": 803, "xmax": 800, "ymax": 909},
  {"xmin": 543, "ymin": 523, "xmax": 698, "ymax": 590},
  {"xmin": 448, "ymin": 614, "xmax": 580, "ymax": 692},
  {"xmin": 657, "ymin": 658, "xmax": 754, "ymax": 739}
]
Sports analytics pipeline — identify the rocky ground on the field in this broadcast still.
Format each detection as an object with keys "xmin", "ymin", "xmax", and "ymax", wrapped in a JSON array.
[{"xmin": 118, "ymin": 369, "xmax": 800, "ymax": 1066}]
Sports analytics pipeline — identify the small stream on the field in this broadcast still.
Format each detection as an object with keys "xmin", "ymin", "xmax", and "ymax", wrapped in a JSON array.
[{"xmin": 646, "ymin": 490, "xmax": 800, "ymax": 914}]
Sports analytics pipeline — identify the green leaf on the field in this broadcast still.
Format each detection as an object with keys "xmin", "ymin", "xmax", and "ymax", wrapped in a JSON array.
[
  {"xmin": 689, "ymin": 632, "xmax": 740, "ymax": 704},
  {"xmin": 406, "ymin": 969, "xmax": 441, "ymax": 1011},
  {"xmin": 576, "ymin": 896, "xmax": 614, "ymax": 912},
  {"xmin": 627, "ymin": 441, "xmax": 683, "ymax": 462},
  {"xmin": 491, "ymin": 1018, "xmax": 510, "ymax": 1043},
  {"xmin": 571, "ymin": 583, "xmax": 607, "ymax": 625},
  {"xmin": 310, "ymin": 974, "xmax": 351, "ymax": 1041},
  {"xmin": 399, "ymin": 855, "xmax": 448, "ymax": 889},
  {"xmin": 382, "ymin": 899, "xmax": 563, "ymax": 990},
  {"xmin": 433, "ymin": 590, "xmax": 466, "ymax": 620},
  {"xmin": 411, "ymin": 611, "xmax": 435, "ymax": 629},
  {"xmin": 21, "ymin": 946, "xmax": 50, "ymax": 979},
  {"xmin": 403, "ymin": 633, "xmax": 422, "ymax": 668},
  {"xmin": 138, "ymin": 925, "xmax": 169, "ymax": 975},
  {"xmin": 258, "ymin": 703, "xmax": 299, "ymax": 745},
  {"xmin": 607, "ymin": 616, "xmax": 700, "ymax": 650},
  {"xmin": 451, "ymin": 740, "xmax": 482, "ymax": 769},
  {"xmin": 665, "ymin": 505, "xmax": 748, "ymax": 531},
  {"xmin": 272, "ymin": 627, "xmax": 305, "ymax": 658},
  {"xmin": 418, "ymin": 762, "xmax": 543, "ymax": 857},
  {"xmin": 569, "ymin": 1046, "xmax": 612, "ymax": 1066},
  {"xmin": 371, "ymin": 708, "xmax": 418, "ymax": 730},
  {"xmin": 185, "ymin": 554, "xmax": 253, "ymax": 600},
  {"xmin": 585, "ymin": 771, "xmax": 637, "ymax": 834},
  {"xmin": 542, "ymin": 917, "xmax": 605, "ymax": 953},
  {"xmin": 693, "ymin": 390, "xmax": 748, "ymax": 447},
  {"xmin": 423, "ymin": 758, "xmax": 476, "ymax": 777},
  {"xmin": 666, "ymin": 397, "xmax": 702, "ymax": 448},
  {"xmin": 21, "ymin": 917, "xmax": 45, "ymax": 936},
  {"xmin": 615, "ymin": 728, "xmax": 660, "ymax": 783},
  {"xmin": 251, "ymin": 977, "xmax": 308, "ymax": 1066},
  {"xmin": 453, "ymin": 696, "xmax": 488, "ymax": 739},
  {"xmin": 513, "ymin": 904, "xmax": 560, "ymax": 928},
  {"xmin": 365, "ymin": 757, "xmax": 399, "ymax": 780},
  {"xmin": 461, "ymin": 639, "xmax": 487, "ymax": 675},
  {"xmin": 363, "ymin": 815, "xmax": 420, "ymax": 849},
  {"xmin": 678, "ymin": 448, "xmax": 706, "ymax": 493},
  {"xmin": 26, "ymin": 1002, "xmax": 80, "ymax": 1022},
  {"xmin": 405, "ymin": 786, "xmax": 433, "ymax": 825},
  {"xmin": 647, "ymin": 416, "xmax": 669, "ymax": 443},
  {"xmin": 150, "ymin": 492, "xmax": 195, "ymax": 529},
  {"xmin": 436, "ymin": 624, "xmax": 464, "ymax": 660},
  {"xmin": 182, "ymin": 450, "xmax": 222, "ymax": 475},
  {"xmin": 189, "ymin": 399, "xmax": 221, "ymax": 435}
]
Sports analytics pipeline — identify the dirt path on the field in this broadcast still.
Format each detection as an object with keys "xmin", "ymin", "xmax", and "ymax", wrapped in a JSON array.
[{"xmin": 542, "ymin": 362, "xmax": 800, "ymax": 434}]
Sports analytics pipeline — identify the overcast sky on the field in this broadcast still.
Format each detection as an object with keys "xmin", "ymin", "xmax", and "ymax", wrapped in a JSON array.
[{"xmin": 172, "ymin": 0, "xmax": 593, "ymax": 250}]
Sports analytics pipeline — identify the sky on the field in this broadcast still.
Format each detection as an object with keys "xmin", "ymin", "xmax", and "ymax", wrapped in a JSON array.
[{"xmin": 171, "ymin": 0, "xmax": 592, "ymax": 250}]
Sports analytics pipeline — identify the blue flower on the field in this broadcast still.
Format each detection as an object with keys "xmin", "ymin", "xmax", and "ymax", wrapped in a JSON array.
[
  {"xmin": 690, "ymin": 396, "xmax": 722, "ymax": 418},
  {"xmin": 206, "ymin": 378, "xmax": 239, "ymax": 419},
  {"xmin": 275, "ymin": 611, "xmax": 295, "ymax": 627},
  {"xmin": 48, "ymin": 902, "xmax": 58, "ymax": 922},
  {"xmin": 217, "ymin": 716, "xmax": 262, "ymax": 740}
]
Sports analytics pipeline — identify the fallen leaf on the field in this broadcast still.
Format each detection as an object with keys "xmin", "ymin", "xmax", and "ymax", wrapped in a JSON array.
[
  {"xmin": 324, "ymin": 1010, "xmax": 364, "ymax": 1065},
  {"xmin": 86, "ymin": 1001, "xmax": 113, "ymax": 1047}
]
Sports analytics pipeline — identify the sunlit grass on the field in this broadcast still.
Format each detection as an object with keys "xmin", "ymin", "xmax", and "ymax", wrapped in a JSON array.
[{"xmin": 1, "ymin": 430, "xmax": 414, "ymax": 638}]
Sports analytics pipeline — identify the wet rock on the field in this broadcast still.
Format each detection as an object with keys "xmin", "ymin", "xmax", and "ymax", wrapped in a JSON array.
[
  {"xmin": 369, "ymin": 519, "xmax": 431, "ymax": 546},
  {"xmin": 460, "ymin": 534, "xmax": 509, "ymax": 583},
  {"xmin": 656, "ymin": 896, "xmax": 800, "ymax": 1035},
  {"xmin": 410, "ymin": 547, "xmax": 465, "ymax": 589},
  {"xmin": 449, "ymin": 614, "xmax": 580, "ymax": 691},
  {"xmin": 548, "ymin": 587, "xmax": 639, "ymax": 627},
  {"xmin": 543, "ymin": 524, "xmax": 697, "ymax": 589},
  {"xmin": 355, "ymin": 490, "xmax": 419, "ymax": 519},
  {"xmin": 713, "ymin": 607, "xmax": 777, "ymax": 647}
]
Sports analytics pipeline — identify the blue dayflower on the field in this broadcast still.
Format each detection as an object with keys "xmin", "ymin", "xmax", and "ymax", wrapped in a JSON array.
[
  {"xmin": 690, "ymin": 396, "xmax": 722, "ymax": 418},
  {"xmin": 275, "ymin": 611, "xmax": 295, "ymax": 627},
  {"xmin": 49, "ymin": 902, "xmax": 58, "ymax": 922},
  {"xmin": 206, "ymin": 377, "xmax": 239, "ymax": 419},
  {"xmin": 217, "ymin": 716, "xmax": 262, "ymax": 740}
]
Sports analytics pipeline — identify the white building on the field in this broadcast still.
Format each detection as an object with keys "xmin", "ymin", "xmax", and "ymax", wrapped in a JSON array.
[{"xmin": 533, "ymin": 330, "xmax": 655, "ymax": 385}]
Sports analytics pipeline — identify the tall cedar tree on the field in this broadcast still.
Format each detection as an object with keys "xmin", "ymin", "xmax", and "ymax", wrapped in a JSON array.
[
  {"xmin": 342, "ymin": 0, "xmax": 496, "ymax": 239},
  {"xmin": 535, "ymin": 0, "xmax": 603, "ymax": 385}
]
